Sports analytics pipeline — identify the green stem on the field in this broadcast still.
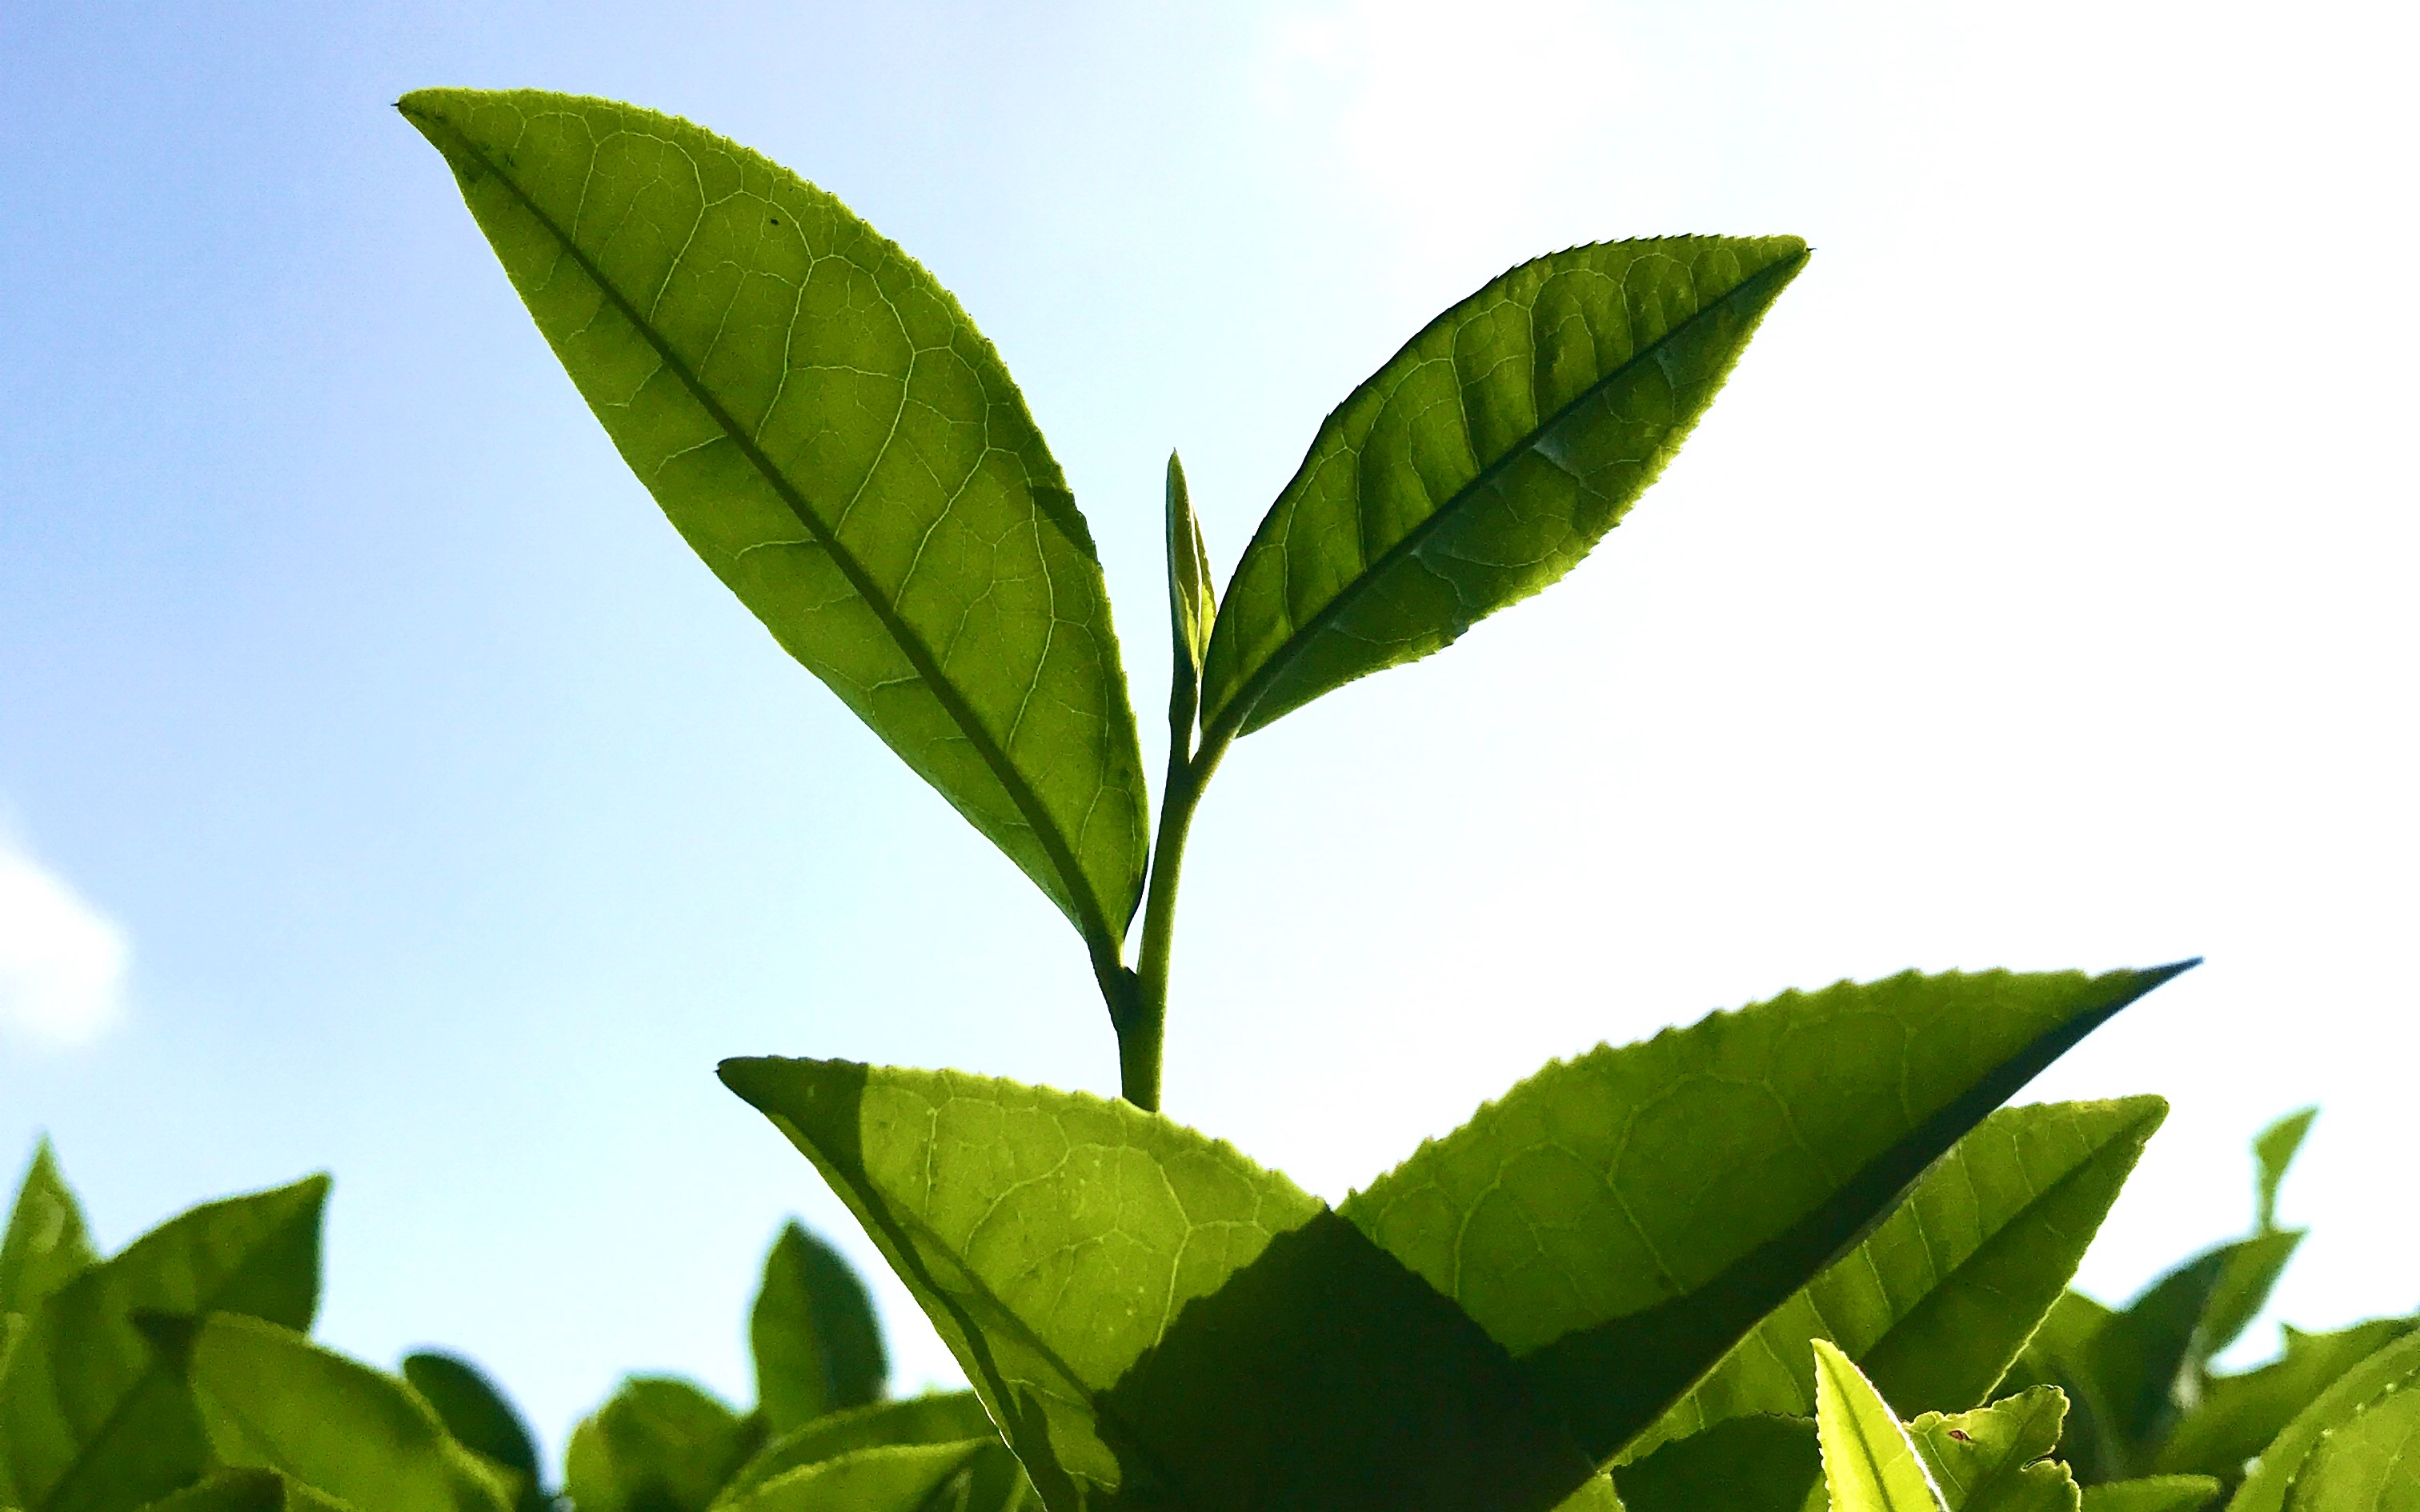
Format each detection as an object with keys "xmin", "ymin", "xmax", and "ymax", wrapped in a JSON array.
[{"xmin": 1115, "ymin": 720, "xmax": 1233, "ymax": 1111}]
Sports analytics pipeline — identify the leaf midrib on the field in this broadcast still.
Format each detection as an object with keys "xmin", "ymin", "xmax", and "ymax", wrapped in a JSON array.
[
  {"xmin": 405, "ymin": 102, "xmax": 1123, "ymax": 954},
  {"xmin": 1206, "ymin": 245, "xmax": 1806, "ymax": 741}
]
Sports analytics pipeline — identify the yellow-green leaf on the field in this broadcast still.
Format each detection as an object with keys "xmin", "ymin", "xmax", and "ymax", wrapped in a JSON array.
[{"xmin": 1816, "ymin": 1340, "xmax": 1947, "ymax": 1512}]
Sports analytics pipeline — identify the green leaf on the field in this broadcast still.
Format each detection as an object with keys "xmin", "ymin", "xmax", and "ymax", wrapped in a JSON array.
[
  {"xmin": 2081, "ymin": 1479, "xmax": 2220, "ymax": 1512},
  {"xmin": 1, "ymin": 1142, "xmax": 98, "ymax": 1320},
  {"xmin": 400, "ymin": 1353, "xmax": 546, "ymax": 1511},
  {"xmin": 2250, "ymin": 1110, "xmax": 2314, "ymax": 1233},
  {"xmin": 2158, "ymin": 1319, "xmax": 2418, "ymax": 1486},
  {"xmin": 2228, "ymin": 1330, "xmax": 2420, "ymax": 1512},
  {"xmin": 720, "ymin": 1392, "xmax": 1000, "ymax": 1506},
  {"xmin": 184, "ymin": 1314, "xmax": 509, "ymax": 1512},
  {"xmin": 1197, "ymin": 235, "xmax": 1805, "ymax": 740},
  {"xmin": 1816, "ymin": 1340, "xmax": 1947, "ymax": 1512},
  {"xmin": 2192, "ymin": 1232, "xmax": 2305, "ymax": 1377},
  {"xmin": 1905, "ymin": 1388, "xmax": 2078, "ymax": 1512},
  {"xmin": 721, "ymin": 1057, "xmax": 1598, "ymax": 1512},
  {"xmin": 1164, "ymin": 453, "xmax": 1216, "ymax": 746},
  {"xmin": 1614, "ymin": 1415, "xmax": 1824, "ymax": 1512},
  {"xmin": 751, "ymin": 1221, "xmax": 887, "ymax": 1434},
  {"xmin": 1997, "ymin": 1291, "xmax": 2121, "ymax": 1480},
  {"xmin": 564, "ymin": 1378, "xmax": 766, "ymax": 1512},
  {"xmin": 134, "ymin": 1469, "xmax": 347, "ymax": 1512},
  {"xmin": 0, "ymin": 1174, "xmax": 327, "ymax": 1512},
  {"xmin": 1629, "ymin": 1098, "xmax": 2165, "ymax": 1462},
  {"xmin": 1340, "ymin": 965, "xmax": 2190, "ymax": 1463},
  {"xmin": 719, "ymin": 1442, "xmax": 996, "ymax": 1512},
  {"xmin": 400, "ymin": 89, "xmax": 1149, "ymax": 952}
]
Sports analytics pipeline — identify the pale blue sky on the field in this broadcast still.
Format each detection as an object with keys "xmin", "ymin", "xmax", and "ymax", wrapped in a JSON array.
[{"xmin": 2, "ymin": 0, "xmax": 2414, "ymax": 1462}]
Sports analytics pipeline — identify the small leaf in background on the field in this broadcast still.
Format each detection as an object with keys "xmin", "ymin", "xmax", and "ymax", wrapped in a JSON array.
[
  {"xmin": 1815, "ymin": 1340, "xmax": 1946, "ymax": 1512},
  {"xmin": 1629, "ymin": 1098, "xmax": 2164, "ymax": 1461},
  {"xmin": 751, "ymin": 1221, "xmax": 887, "ymax": 1435},
  {"xmin": 2155, "ymin": 1318, "xmax": 2418, "ymax": 1488},
  {"xmin": 720, "ymin": 1392, "xmax": 999, "ymax": 1506},
  {"xmin": 134, "ymin": 1468, "xmax": 348, "ymax": 1512},
  {"xmin": 2250, "ymin": 1110, "xmax": 2314, "ymax": 1233},
  {"xmin": 1198, "ymin": 235, "xmax": 1805, "ymax": 740},
  {"xmin": 0, "ymin": 1174, "xmax": 328, "ymax": 1512},
  {"xmin": 1164, "ymin": 451, "xmax": 1216, "ymax": 742},
  {"xmin": 186, "ymin": 1314, "xmax": 510, "ymax": 1512},
  {"xmin": 401, "ymin": 90, "xmax": 1150, "ymax": 951},
  {"xmin": 2077, "ymin": 1478, "xmax": 2218, "ymax": 1512},
  {"xmin": 401, "ymin": 1352, "xmax": 547, "ymax": 1512},
  {"xmin": 1905, "ymin": 1388, "xmax": 2077, "ymax": 1512},
  {"xmin": 718, "ymin": 1442, "xmax": 994, "ymax": 1512},
  {"xmin": 565, "ymin": 1377, "xmax": 765, "ymax": 1512},
  {"xmin": 722, "ymin": 1058, "xmax": 1599, "ymax": 1512},
  {"xmin": 2227, "ymin": 1330, "xmax": 2420, "ymax": 1512},
  {"xmin": 1341, "ymin": 965, "xmax": 2190, "ymax": 1464},
  {"xmin": 1, "ymin": 1140, "xmax": 98, "ymax": 1319}
]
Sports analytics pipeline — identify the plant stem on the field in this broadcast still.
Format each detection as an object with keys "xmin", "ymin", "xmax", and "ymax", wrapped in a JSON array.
[{"xmin": 1115, "ymin": 719, "xmax": 1232, "ymax": 1110}]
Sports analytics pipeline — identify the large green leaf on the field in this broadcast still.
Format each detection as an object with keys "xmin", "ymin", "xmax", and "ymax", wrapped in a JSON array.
[
  {"xmin": 1, "ymin": 1142, "xmax": 98, "ymax": 1320},
  {"xmin": 2157, "ymin": 1319, "xmax": 2418, "ymax": 1486},
  {"xmin": 2228, "ymin": 1330, "xmax": 2420, "ymax": 1512},
  {"xmin": 1628, "ymin": 1098, "xmax": 2164, "ymax": 1462},
  {"xmin": 401, "ymin": 89, "xmax": 1149, "ymax": 950},
  {"xmin": 1340, "ymin": 966, "xmax": 2189, "ymax": 1462},
  {"xmin": 2081, "ymin": 1479, "xmax": 2220, "ymax": 1512},
  {"xmin": 1197, "ymin": 235, "xmax": 1805, "ymax": 739},
  {"xmin": 563, "ymin": 1377, "xmax": 765, "ymax": 1512},
  {"xmin": 719, "ymin": 1393, "xmax": 1000, "ymax": 1506},
  {"xmin": 1905, "ymin": 1389, "xmax": 2078, "ymax": 1512},
  {"xmin": 400, "ymin": 1353, "xmax": 546, "ymax": 1512},
  {"xmin": 184, "ymin": 1315, "xmax": 509, "ymax": 1512},
  {"xmin": 721, "ymin": 1058, "xmax": 1597, "ymax": 1512},
  {"xmin": 1816, "ymin": 1341, "xmax": 1946, "ymax": 1512},
  {"xmin": 751, "ymin": 1221, "xmax": 887, "ymax": 1434},
  {"xmin": 720, "ymin": 1442, "xmax": 997, "ymax": 1512},
  {"xmin": 0, "ymin": 1174, "xmax": 327, "ymax": 1512}
]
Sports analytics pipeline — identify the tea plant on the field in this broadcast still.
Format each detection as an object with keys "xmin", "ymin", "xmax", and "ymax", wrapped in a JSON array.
[{"xmin": 0, "ymin": 85, "xmax": 2408, "ymax": 1512}]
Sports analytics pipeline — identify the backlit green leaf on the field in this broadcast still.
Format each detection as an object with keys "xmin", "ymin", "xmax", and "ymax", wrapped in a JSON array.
[
  {"xmin": 1816, "ymin": 1340, "xmax": 1946, "ymax": 1512},
  {"xmin": 1, "ymin": 1142, "xmax": 98, "ymax": 1321},
  {"xmin": 1629, "ymin": 1098, "xmax": 2163, "ymax": 1462},
  {"xmin": 719, "ymin": 1392, "xmax": 1000, "ymax": 1506},
  {"xmin": 751, "ymin": 1221, "xmax": 887, "ymax": 1434},
  {"xmin": 2250, "ymin": 1110, "xmax": 2314, "ymax": 1234},
  {"xmin": 401, "ymin": 89, "xmax": 1149, "ymax": 951},
  {"xmin": 401, "ymin": 1353, "xmax": 546, "ymax": 1511},
  {"xmin": 1340, "ymin": 965, "xmax": 2190, "ymax": 1462},
  {"xmin": 564, "ymin": 1377, "xmax": 765, "ymax": 1512},
  {"xmin": 721, "ymin": 1057, "xmax": 1597, "ymax": 1512},
  {"xmin": 1197, "ymin": 235, "xmax": 1805, "ymax": 739},
  {"xmin": 2158, "ymin": 1319, "xmax": 2418, "ymax": 1486},
  {"xmin": 185, "ymin": 1314, "xmax": 509, "ymax": 1512},
  {"xmin": 2081, "ymin": 1478, "xmax": 2219, "ymax": 1512},
  {"xmin": 2228, "ymin": 1330, "xmax": 2420, "ymax": 1512},
  {"xmin": 1905, "ymin": 1388, "xmax": 2077, "ymax": 1512},
  {"xmin": 0, "ymin": 1174, "xmax": 327, "ymax": 1512},
  {"xmin": 720, "ymin": 1442, "xmax": 995, "ymax": 1512}
]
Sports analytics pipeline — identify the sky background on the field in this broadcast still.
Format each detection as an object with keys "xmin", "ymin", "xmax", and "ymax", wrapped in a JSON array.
[{"xmin": 3, "ymin": 0, "xmax": 2414, "ymax": 1464}]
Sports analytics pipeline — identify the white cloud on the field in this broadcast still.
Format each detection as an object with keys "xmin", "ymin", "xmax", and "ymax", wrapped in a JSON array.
[{"xmin": 0, "ymin": 835, "xmax": 129, "ymax": 1047}]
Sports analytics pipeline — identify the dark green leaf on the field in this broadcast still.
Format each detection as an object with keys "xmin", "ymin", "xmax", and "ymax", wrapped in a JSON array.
[
  {"xmin": 2158, "ymin": 1319, "xmax": 2418, "ymax": 1486},
  {"xmin": 2229, "ymin": 1330, "xmax": 2420, "ymax": 1512},
  {"xmin": 2250, "ymin": 1110, "xmax": 2314, "ymax": 1234},
  {"xmin": 1, "ymin": 1141, "xmax": 98, "ymax": 1320},
  {"xmin": 401, "ymin": 1353, "xmax": 546, "ymax": 1510},
  {"xmin": 1614, "ymin": 1415, "xmax": 1824, "ymax": 1512},
  {"xmin": 1629, "ymin": 1098, "xmax": 2163, "ymax": 1462},
  {"xmin": 564, "ymin": 1377, "xmax": 766, "ymax": 1512},
  {"xmin": 1816, "ymin": 1340, "xmax": 1946, "ymax": 1512},
  {"xmin": 1906, "ymin": 1388, "xmax": 2077, "ymax": 1512},
  {"xmin": 722, "ymin": 1392, "xmax": 999, "ymax": 1505},
  {"xmin": 751, "ymin": 1221, "xmax": 887, "ymax": 1434},
  {"xmin": 0, "ymin": 1174, "xmax": 327, "ymax": 1512},
  {"xmin": 401, "ymin": 89, "xmax": 1149, "ymax": 951},
  {"xmin": 719, "ymin": 1442, "xmax": 994, "ymax": 1512},
  {"xmin": 185, "ymin": 1314, "xmax": 510, "ymax": 1512},
  {"xmin": 134, "ymin": 1468, "xmax": 347, "ymax": 1512},
  {"xmin": 1198, "ymin": 235, "xmax": 1805, "ymax": 739},
  {"xmin": 1164, "ymin": 452, "xmax": 1215, "ymax": 746},
  {"xmin": 2080, "ymin": 1479, "xmax": 2218, "ymax": 1512},
  {"xmin": 721, "ymin": 1058, "xmax": 1597, "ymax": 1512},
  {"xmin": 1340, "ymin": 965, "xmax": 2190, "ymax": 1463}
]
